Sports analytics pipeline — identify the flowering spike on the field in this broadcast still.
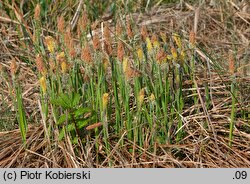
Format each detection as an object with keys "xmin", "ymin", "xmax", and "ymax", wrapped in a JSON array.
[
  {"xmin": 10, "ymin": 59, "xmax": 18, "ymax": 77},
  {"xmin": 102, "ymin": 93, "xmax": 109, "ymax": 110},
  {"xmin": 126, "ymin": 17, "xmax": 133, "ymax": 39},
  {"xmin": 189, "ymin": 30, "xmax": 196, "ymax": 48},
  {"xmin": 141, "ymin": 25, "xmax": 148, "ymax": 41},
  {"xmin": 104, "ymin": 41, "xmax": 112, "ymax": 56},
  {"xmin": 36, "ymin": 54, "xmax": 46, "ymax": 75},
  {"xmin": 93, "ymin": 34, "xmax": 100, "ymax": 51},
  {"xmin": 171, "ymin": 47, "xmax": 178, "ymax": 60},
  {"xmin": 117, "ymin": 40, "xmax": 125, "ymax": 61},
  {"xmin": 34, "ymin": 4, "xmax": 41, "ymax": 21},
  {"xmin": 44, "ymin": 36, "xmax": 56, "ymax": 54},
  {"xmin": 116, "ymin": 21, "xmax": 123, "ymax": 36},
  {"xmin": 81, "ymin": 44, "xmax": 93, "ymax": 64},
  {"xmin": 57, "ymin": 16, "xmax": 65, "ymax": 33},
  {"xmin": 146, "ymin": 37, "xmax": 153, "ymax": 53},
  {"xmin": 229, "ymin": 52, "xmax": 235, "ymax": 75},
  {"xmin": 137, "ymin": 48, "xmax": 144, "ymax": 62},
  {"xmin": 138, "ymin": 88, "xmax": 145, "ymax": 106},
  {"xmin": 173, "ymin": 33, "xmax": 182, "ymax": 49},
  {"xmin": 156, "ymin": 48, "xmax": 167, "ymax": 64},
  {"xmin": 39, "ymin": 76, "xmax": 47, "ymax": 93},
  {"xmin": 150, "ymin": 93, "xmax": 155, "ymax": 102},
  {"xmin": 104, "ymin": 25, "xmax": 111, "ymax": 45},
  {"xmin": 151, "ymin": 35, "xmax": 160, "ymax": 49}
]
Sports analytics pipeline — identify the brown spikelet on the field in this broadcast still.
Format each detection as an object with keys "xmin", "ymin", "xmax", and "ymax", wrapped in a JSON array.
[
  {"xmin": 66, "ymin": 35, "xmax": 76, "ymax": 58},
  {"xmin": 10, "ymin": 59, "xmax": 18, "ymax": 77},
  {"xmin": 104, "ymin": 25, "xmax": 111, "ymax": 45},
  {"xmin": 116, "ymin": 21, "xmax": 123, "ymax": 36},
  {"xmin": 64, "ymin": 27, "xmax": 75, "ymax": 58},
  {"xmin": 35, "ymin": 54, "xmax": 46, "ymax": 75},
  {"xmin": 49, "ymin": 58, "xmax": 56, "ymax": 73},
  {"xmin": 34, "ymin": 4, "xmax": 41, "ymax": 21},
  {"xmin": 126, "ymin": 68, "xmax": 141, "ymax": 80},
  {"xmin": 126, "ymin": 17, "xmax": 133, "ymax": 39},
  {"xmin": 189, "ymin": 30, "xmax": 196, "ymax": 47},
  {"xmin": 69, "ymin": 42, "xmax": 76, "ymax": 58},
  {"xmin": 78, "ymin": 11, "xmax": 89, "ymax": 33},
  {"xmin": 151, "ymin": 34, "xmax": 160, "ymax": 48},
  {"xmin": 151, "ymin": 34, "xmax": 157, "ymax": 43},
  {"xmin": 117, "ymin": 40, "xmax": 125, "ymax": 61},
  {"xmin": 64, "ymin": 27, "xmax": 72, "ymax": 50},
  {"xmin": 123, "ymin": 59, "xmax": 141, "ymax": 80},
  {"xmin": 156, "ymin": 48, "xmax": 167, "ymax": 64},
  {"xmin": 93, "ymin": 34, "xmax": 100, "ymax": 51},
  {"xmin": 82, "ymin": 11, "xmax": 89, "ymax": 30},
  {"xmin": 81, "ymin": 44, "xmax": 93, "ymax": 64},
  {"xmin": 86, "ymin": 122, "xmax": 103, "ymax": 130},
  {"xmin": 229, "ymin": 52, "xmax": 235, "ymax": 75},
  {"xmin": 57, "ymin": 16, "xmax": 65, "ymax": 33},
  {"xmin": 104, "ymin": 41, "xmax": 112, "ymax": 56},
  {"xmin": 141, "ymin": 25, "xmax": 148, "ymax": 41}
]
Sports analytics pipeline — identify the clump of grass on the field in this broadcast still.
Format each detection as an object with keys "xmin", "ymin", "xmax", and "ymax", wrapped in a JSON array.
[{"xmin": 2, "ymin": 1, "xmax": 249, "ymax": 167}]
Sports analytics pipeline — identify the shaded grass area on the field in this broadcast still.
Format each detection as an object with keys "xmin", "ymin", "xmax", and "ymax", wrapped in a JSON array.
[{"xmin": 0, "ymin": 0, "xmax": 250, "ymax": 167}]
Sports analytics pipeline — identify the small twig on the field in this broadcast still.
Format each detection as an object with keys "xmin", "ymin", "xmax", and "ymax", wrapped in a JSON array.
[{"xmin": 70, "ymin": 0, "xmax": 84, "ymax": 30}]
